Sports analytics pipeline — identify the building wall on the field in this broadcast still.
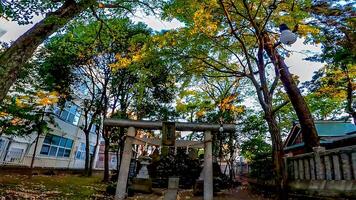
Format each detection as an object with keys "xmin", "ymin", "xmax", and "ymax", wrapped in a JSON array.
[
  {"xmin": 95, "ymin": 141, "xmax": 118, "ymax": 170},
  {"xmin": 0, "ymin": 102, "xmax": 102, "ymax": 170}
]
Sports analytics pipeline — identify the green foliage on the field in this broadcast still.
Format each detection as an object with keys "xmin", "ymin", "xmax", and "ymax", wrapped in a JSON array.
[
  {"xmin": 0, "ymin": 0, "xmax": 60, "ymax": 25},
  {"xmin": 249, "ymin": 152, "xmax": 274, "ymax": 180},
  {"xmin": 0, "ymin": 97, "xmax": 35, "ymax": 136},
  {"xmin": 150, "ymin": 150, "xmax": 201, "ymax": 188},
  {"xmin": 0, "ymin": 0, "xmax": 161, "ymax": 25},
  {"xmin": 303, "ymin": 0, "xmax": 355, "ymax": 120},
  {"xmin": 38, "ymin": 17, "xmax": 179, "ymax": 123},
  {"xmin": 238, "ymin": 112, "xmax": 271, "ymax": 161},
  {"xmin": 0, "ymin": 64, "xmax": 57, "ymax": 138},
  {"xmin": 238, "ymin": 113, "xmax": 273, "ymax": 180}
]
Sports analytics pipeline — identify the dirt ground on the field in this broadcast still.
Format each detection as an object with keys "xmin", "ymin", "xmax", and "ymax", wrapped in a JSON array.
[
  {"xmin": 0, "ymin": 174, "xmax": 271, "ymax": 200},
  {"xmin": 127, "ymin": 188, "xmax": 272, "ymax": 200}
]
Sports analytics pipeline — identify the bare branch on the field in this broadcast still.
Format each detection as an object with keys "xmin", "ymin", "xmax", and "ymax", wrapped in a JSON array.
[{"xmin": 272, "ymin": 100, "xmax": 290, "ymax": 114}]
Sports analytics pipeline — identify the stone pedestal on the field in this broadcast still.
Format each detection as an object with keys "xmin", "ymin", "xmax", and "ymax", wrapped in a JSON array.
[
  {"xmin": 168, "ymin": 177, "xmax": 179, "ymax": 189},
  {"xmin": 164, "ymin": 177, "xmax": 179, "ymax": 200},
  {"xmin": 130, "ymin": 155, "xmax": 153, "ymax": 194},
  {"xmin": 130, "ymin": 178, "xmax": 152, "ymax": 193}
]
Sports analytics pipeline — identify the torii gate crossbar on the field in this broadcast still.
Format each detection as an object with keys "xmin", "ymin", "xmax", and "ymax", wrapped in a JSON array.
[{"xmin": 104, "ymin": 119, "xmax": 236, "ymax": 200}]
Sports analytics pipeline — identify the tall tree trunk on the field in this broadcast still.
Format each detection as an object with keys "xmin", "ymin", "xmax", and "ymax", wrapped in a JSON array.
[
  {"xmin": 89, "ymin": 128, "xmax": 100, "ymax": 177},
  {"xmin": 345, "ymin": 68, "xmax": 356, "ymax": 123},
  {"xmin": 263, "ymin": 33, "xmax": 320, "ymax": 152},
  {"xmin": 84, "ymin": 131, "xmax": 90, "ymax": 176},
  {"xmin": 0, "ymin": 0, "xmax": 95, "ymax": 102},
  {"xmin": 29, "ymin": 131, "xmax": 41, "ymax": 178},
  {"xmin": 265, "ymin": 114, "xmax": 287, "ymax": 200},
  {"xmin": 103, "ymin": 130, "xmax": 110, "ymax": 182},
  {"xmin": 29, "ymin": 112, "xmax": 45, "ymax": 178}
]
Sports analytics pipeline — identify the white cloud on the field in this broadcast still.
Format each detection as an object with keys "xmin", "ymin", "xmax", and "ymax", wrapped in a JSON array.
[
  {"xmin": 284, "ymin": 39, "xmax": 324, "ymax": 82},
  {"xmin": 0, "ymin": 15, "xmax": 43, "ymax": 42},
  {"xmin": 130, "ymin": 12, "xmax": 184, "ymax": 31}
]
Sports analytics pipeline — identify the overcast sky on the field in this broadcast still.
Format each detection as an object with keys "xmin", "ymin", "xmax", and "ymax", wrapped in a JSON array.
[{"xmin": 0, "ymin": 14, "xmax": 324, "ymax": 82}]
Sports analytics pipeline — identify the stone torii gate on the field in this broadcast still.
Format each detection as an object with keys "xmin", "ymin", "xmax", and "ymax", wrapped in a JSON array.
[{"xmin": 103, "ymin": 119, "xmax": 236, "ymax": 200}]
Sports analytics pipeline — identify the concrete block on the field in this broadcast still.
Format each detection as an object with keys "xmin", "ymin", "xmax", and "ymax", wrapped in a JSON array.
[
  {"xmin": 340, "ymin": 153, "xmax": 352, "ymax": 180},
  {"xmin": 332, "ymin": 155, "xmax": 341, "ymax": 180},
  {"xmin": 168, "ymin": 177, "xmax": 179, "ymax": 189},
  {"xmin": 163, "ymin": 189, "xmax": 178, "ymax": 200},
  {"xmin": 298, "ymin": 159, "xmax": 304, "ymax": 180},
  {"xmin": 304, "ymin": 159, "xmax": 310, "ymax": 180},
  {"xmin": 351, "ymin": 153, "xmax": 356, "ymax": 179},
  {"xmin": 130, "ymin": 178, "xmax": 152, "ymax": 193},
  {"xmin": 324, "ymin": 156, "xmax": 332, "ymax": 180},
  {"xmin": 309, "ymin": 158, "xmax": 316, "ymax": 180},
  {"xmin": 294, "ymin": 160, "xmax": 298, "ymax": 180}
]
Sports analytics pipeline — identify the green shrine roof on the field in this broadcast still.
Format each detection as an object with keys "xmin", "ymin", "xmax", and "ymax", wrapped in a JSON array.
[
  {"xmin": 314, "ymin": 121, "xmax": 356, "ymax": 137},
  {"xmin": 284, "ymin": 121, "xmax": 356, "ymax": 151}
]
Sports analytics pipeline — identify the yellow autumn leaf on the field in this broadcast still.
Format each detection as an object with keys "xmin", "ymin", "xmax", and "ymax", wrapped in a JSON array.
[
  {"xmin": 15, "ymin": 98, "xmax": 26, "ymax": 108},
  {"xmin": 196, "ymin": 110, "xmax": 206, "ymax": 118},
  {"xmin": 0, "ymin": 112, "xmax": 8, "ymax": 117},
  {"xmin": 230, "ymin": 105, "xmax": 244, "ymax": 113},
  {"xmin": 38, "ymin": 97, "xmax": 52, "ymax": 106},
  {"xmin": 192, "ymin": 6, "xmax": 218, "ymax": 36},
  {"xmin": 132, "ymin": 53, "xmax": 142, "ymax": 62},
  {"xmin": 298, "ymin": 24, "xmax": 320, "ymax": 36},
  {"xmin": 35, "ymin": 90, "xmax": 59, "ymax": 106},
  {"xmin": 110, "ymin": 54, "xmax": 132, "ymax": 70}
]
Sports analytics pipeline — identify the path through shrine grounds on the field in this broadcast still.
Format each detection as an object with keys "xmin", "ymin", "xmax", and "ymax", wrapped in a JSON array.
[{"xmin": 128, "ymin": 187, "xmax": 272, "ymax": 200}]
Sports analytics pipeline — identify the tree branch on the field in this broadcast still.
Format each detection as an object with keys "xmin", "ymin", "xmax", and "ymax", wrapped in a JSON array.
[{"xmin": 272, "ymin": 100, "xmax": 290, "ymax": 114}]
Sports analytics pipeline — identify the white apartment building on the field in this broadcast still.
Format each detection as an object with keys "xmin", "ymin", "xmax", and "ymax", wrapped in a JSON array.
[{"xmin": 0, "ymin": 100, "xmax": 103, "ymax": 169}]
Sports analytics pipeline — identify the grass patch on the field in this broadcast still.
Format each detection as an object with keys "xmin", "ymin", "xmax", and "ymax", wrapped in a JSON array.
[{"xmin": 0, "ymin": 174, "xmax": 109, "ymax": 199}]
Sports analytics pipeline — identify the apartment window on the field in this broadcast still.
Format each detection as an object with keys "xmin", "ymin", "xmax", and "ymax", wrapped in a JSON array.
[
  {"xmin": 0, "ymin": 139, "xmax": 4, "ymax": 151},
  {"xmin": 87, "ymin": 114, "xmax": 98, "ymax": 134},
  {"xmin": 90, "ymin": 124, "xmax": 97, "ymax": 134},
  {"xmin": 55, "ymin": 102, "xmax": 81, "ymax": 125},
  {"xmin": 5, "ymin": 148, "xmax": 23, "ymax": 162},
  {"xmin": 78, "ymin": 83, "xmax": 89, "ymax": 96},
  {"xmin": 75, "ymin": 143, "xmax": 94, "ymax": 160},
  {"xmin": 40, "ymin": 134, "xmax": 73, "ymax": 158}
]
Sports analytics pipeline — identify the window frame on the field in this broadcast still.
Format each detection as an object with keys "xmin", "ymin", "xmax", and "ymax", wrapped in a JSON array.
[
  {"xmin": 40, "ymin": 134, "xmax": 74, "ymax": 158},
  {"xmin": 54, "ymin": 102, "xmax": 81, "ymax": 125},
  {"xmin": 75, "ymin": 142, "xmax": 95, "ymax": 160}
]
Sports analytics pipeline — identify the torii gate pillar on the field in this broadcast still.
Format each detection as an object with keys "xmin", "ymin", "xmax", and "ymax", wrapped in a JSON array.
[
  {"xmin": 204, "ymin": 130, "xmax": 213, "ymax": 200},
  {"xmin": 115, "ymin": 127, "xmax": 136, "ymax": 200}
]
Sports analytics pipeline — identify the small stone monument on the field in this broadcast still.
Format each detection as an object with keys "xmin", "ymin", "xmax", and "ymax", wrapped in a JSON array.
[
  {"xmin": 129, "ymin": 151, "xmax": 153, "ymax": 193},
  {"xmin": 161, "ymin": 122, "xmax": 176, "ymax": 157},
  {"xmin": 164, "ymin": 177, "xmax": 179, "ymax": 200},
  {"xmin": 137, "ymin": 153, "xmax": 152, "ymax": 179}
]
